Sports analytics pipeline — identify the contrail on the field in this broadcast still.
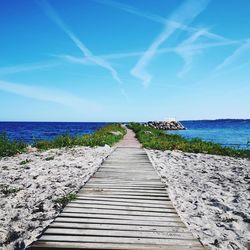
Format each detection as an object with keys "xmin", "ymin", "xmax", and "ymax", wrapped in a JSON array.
[
  {"xmin": 176, "ymin": 29, "xmax": 208, "ymax": 77},
  {"xmin": 215, "ymin": 39, "xmax": 250, "ymax": 71},
  {"xmin": 94, "ymin": 0, "xmax": 227, "ymax": 43},
  {"xmin": 0, "ymin": 61, "xmax": 60, "ymax": 75},
  {"xmin": 57, "ymin": 39, "xmax": 239, "ymax": 64},
  {"xmin": 131, "ymin": 0, "xmax": 211, "ymax": 86},
  {"xmin": 38, "ymin": 0, "xmax": 122, "ymax": 85}
]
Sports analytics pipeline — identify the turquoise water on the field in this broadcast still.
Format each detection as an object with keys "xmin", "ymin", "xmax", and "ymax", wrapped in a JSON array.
[{"xmin": 168, "ymin": 119, "xmax": 250, "ymax": 149}]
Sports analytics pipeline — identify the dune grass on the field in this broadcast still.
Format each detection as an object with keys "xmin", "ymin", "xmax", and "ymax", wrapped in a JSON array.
[
  {"xmin": 33, "ymin": 123, "xmax": 126, "ymax": 150},
  {"xmin": 128, "ymin": 123, "xmax": 250, "ymax": 159},
  {"xmin": 0, "ymin": 132, "xmax": 27, "ymax": 158},
  {"xmin": 0, "ymin": 124, "xmax": 126, "ymax": 157}
]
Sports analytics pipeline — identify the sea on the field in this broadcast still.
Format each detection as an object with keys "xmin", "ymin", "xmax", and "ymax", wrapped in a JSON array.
[
  {"xmin": 0, "ymin": 122, "xmax": 111, "ymax": 144},
  {"xmin": 169, "ymin": 119, "xmax": 250, "ymax": 149},
  {"xmin": 0, "ymin": 120, "xmax": 250, "ymax": 149}
]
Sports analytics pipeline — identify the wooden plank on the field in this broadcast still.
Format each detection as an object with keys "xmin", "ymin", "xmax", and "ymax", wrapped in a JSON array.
[
  {"xmin": 84, "ymin": 184, "xmax": 167, "ymax": 190},
  {"xmin": 63, "ymin": 207, "xmax": 178, "ymax": 216},
  {"xmin": 67, "ymin": 203, "xmax": 176, "ymax": 213},
  {"xmin": 38, "ymin": 235, "xmax": 202, "ymax": 247},
  {"xmin": 70, "ymin": 199, "xmax": 173, "ymax": 208},
  {"xmin": 50, "ymin": 222, "xmax": 188, "ymax": 232},
  {"xmin": 75, "ymin": 196, "xmax": 171, "ymax": 204},
  {"xmin": 44, "ymin": 228, "xmax": 194, "ymax": 240},
  {"xmin": 86, "ymin": 182, "xmax": 165, "ymax": 187},
  {"xmin": 79, "ymin": 190, "xmax": 168, "ymax": 196},
  {"xmin": 81, "ymin": 187, "xmax": 167, "ymax": 192},
  {"xmin": 54, "ymin": 217, "xmax": 185, "ymax": 227},
  {"xmin": 76, "ymin": 194, "xmax": 170, "ymax": 201},
  {"xmin": 30, "ymin": 241, "xmax": 205, "ymax": 250},
  {"xmin": 59, "ymin": 212, "xmax": 182, "ymax": 222}
]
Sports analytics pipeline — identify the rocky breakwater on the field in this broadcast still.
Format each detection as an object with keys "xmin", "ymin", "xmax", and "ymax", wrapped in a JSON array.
[{"xmin": 145, "ymin": 120, "xmax": 186, "ymax": 130}]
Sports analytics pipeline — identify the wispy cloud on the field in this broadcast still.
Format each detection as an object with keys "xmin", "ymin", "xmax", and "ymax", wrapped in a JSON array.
[
  {"xmin": 0, "ymin": 80, "xmax": 100, "ymax": 112},
  {"xmin": 95, "ymin": 0, "xmax": 227, "ymax": 43},
  {"xmin": 0, "ymin": 62, "xmax": 60, "ymax": 76},
  {"xmin": 215, "ymin": 39, "xmax": 250, "ymax": 71},
  {"xmin": 58, "ymin": 38, "xmax": 239, "ymax": 70},
  {"xmin": 38, "ymin": 0, "xmax": 122, "ymax": 85},
  {"xmin": 130, "ymin": 0, "xmax": 210, "ymax": 86},
  {"xmin": 176, "ymin": 29, "xmax": 208, "ymax": 77},
  {"xmin": 94, "ymin": 0, "xmax": 166, "ymax": 24}
]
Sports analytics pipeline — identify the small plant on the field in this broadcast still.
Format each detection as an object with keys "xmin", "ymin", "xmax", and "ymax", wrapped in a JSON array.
[
  {"xmin": 53, "ymin": 193, "xmax": 77, "ymax": 208},
  {"xmin": 0, "ymin": 184, "xmax": 20, "ymax": 196},
  {"xmin": 45, "ymin": 156, "xmax": 54, "ymax": 161},
  {"xmin": 19, "ymin": 159, "xmax": 32, "ymax": 165},
  {"xmin": 221, "ymin": 217, "xmax": 238, "ymax": 223}
]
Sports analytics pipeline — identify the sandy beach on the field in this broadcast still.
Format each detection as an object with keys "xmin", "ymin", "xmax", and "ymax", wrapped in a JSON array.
[
  {"xmin": 1, "ymin": 143, "xmax": 249, "ymax": 250},
  {"xmin": 147, "ymin": 149, "xmax": 250, "ymax": 250},
  {"xmin": 0, "ymin": 145, "xmax": 112, "ymax": 249}
]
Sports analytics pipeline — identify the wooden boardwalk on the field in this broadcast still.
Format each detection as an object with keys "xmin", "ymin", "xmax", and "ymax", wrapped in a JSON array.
[{"xmin": 28, "ymin": 129, "xmax": 204, "ymax": 250}]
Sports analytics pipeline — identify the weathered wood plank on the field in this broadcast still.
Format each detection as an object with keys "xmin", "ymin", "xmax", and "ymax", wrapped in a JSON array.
[
  {"xmin": 30, "ymin": 241, "xmax": 204, "ymax": 250},
  {"xmin": 59, "ymin": 212, "xmax": 182, "ymax": 222},
  {"xmin": 63, "ymin": 207, "xmax": 178, "ymax": 216},
  {"xmin": 50, "ymin": 222, "xmax": 188, "ymax": 232},
  {"xmin": 54, "ymin": 217, "xmax": 185, "ymax": 227},
  {"xmin": 44, "ymin": 228, "xmax": 195, "ymax": 240},
  {"xmin": 38, "ymin": 235, "xmax": 202, "ymax": 246},
  {"xmin": 75, "ymin": 196, "xmax": 171, "ymax": 204},
  {"xmin": 84, "ymin": 184, "xmax": 167, "ymax": 190},
  {"xmin": 67, "ymin": 203, "xmax": 176, "ymax": 213},
  {"xmin": 70, "ymin": 199, "xmax": 174, "ymax": 208},
  {"xmin": 79, "ymin": 190, "xmax": 169, "ymax": 196},
  {"xmin": 76, "ymin": 194, "xmax": 170, "ymax": 201}
]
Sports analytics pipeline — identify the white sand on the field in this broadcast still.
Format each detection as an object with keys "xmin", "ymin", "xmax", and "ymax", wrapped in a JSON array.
[
  {"xmin": 0, "ymin": 145, "xmax": 112, "ymax": 250},
  {"xmin": 147, "ymin": 149, "xmax": 250, "ymax": 250}
]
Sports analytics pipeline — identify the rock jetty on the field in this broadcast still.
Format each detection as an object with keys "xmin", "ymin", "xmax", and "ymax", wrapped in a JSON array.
[{"xmin": 145, "ymin": 120, "xmax": 185, "ymax": 130}]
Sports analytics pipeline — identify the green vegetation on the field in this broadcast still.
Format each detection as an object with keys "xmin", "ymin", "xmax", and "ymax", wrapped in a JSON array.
[
  {"xmin": 53, "ymin": 193, "xmax": 77, "ymax": 208},
  {"xmin": 0, "ymin": 124, "xmax": 126, "ymax": 157},
  {"xmin": 0, "ymin": 132, "xmax": 27, "ymax": 158},
  {"xmin": 34, "ymin": 124, "xmax": 126, "ymax": 150},
  {"xmin": 19, "ymin": 159, "xmax": 32, "ymax": 165},
  {"xmin": 0, "ymin": 184, "xmax": 20, "ymax": 196},
  {"xmin": 45, "ymin": 156, "xmax": 54, "ymax": 161},
  {"xmin": 222, "ymin": 217, "xmax": 238, "ymax": 223},
  {"xmin": 128, "ymin": 123, "xmax": 250, "ymax": 159}
]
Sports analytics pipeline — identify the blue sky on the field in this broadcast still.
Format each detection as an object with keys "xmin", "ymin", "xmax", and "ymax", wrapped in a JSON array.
[{"xmin": 0, "ymin": 0, "xmax": 249, "ymax": 122}]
